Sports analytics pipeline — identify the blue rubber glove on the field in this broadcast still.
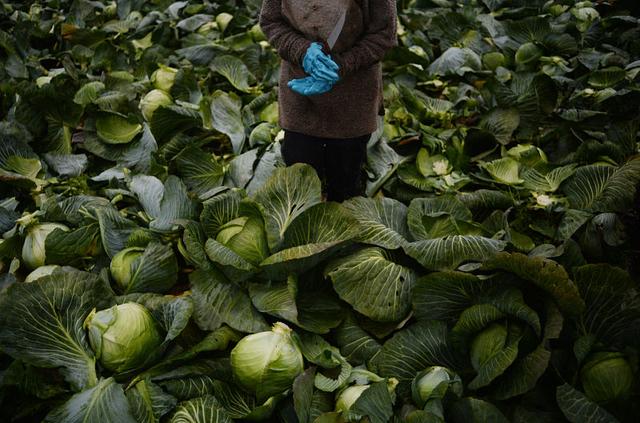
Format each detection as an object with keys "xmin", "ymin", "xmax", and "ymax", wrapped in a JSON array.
[
  {"xmin": 302, "ymin": 42, "xmax": 340, "ymax": 83},
  {"xmin": 288, "ymin": 76, "xmax": 334, "ymax": 96}
]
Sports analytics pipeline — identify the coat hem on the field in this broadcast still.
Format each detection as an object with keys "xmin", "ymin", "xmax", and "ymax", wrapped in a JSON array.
[{"xmin": 278, "ymin": 121, "xmax": 375, "ymax": 140}]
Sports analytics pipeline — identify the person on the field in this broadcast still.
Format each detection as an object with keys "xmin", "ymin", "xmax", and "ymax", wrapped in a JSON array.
[{"xmin": 259, "ymin": 0, "xmax": 398, "ymax": 202}]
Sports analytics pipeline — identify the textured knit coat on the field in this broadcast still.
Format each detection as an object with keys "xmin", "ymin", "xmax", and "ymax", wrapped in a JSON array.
[{"xmin": 259, "ymin": 0, "xmax": 398, "ymax": 139}]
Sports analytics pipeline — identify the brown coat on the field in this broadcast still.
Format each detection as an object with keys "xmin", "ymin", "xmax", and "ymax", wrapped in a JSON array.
[{"xmin": 259, "ymin": 0, "xmax": 398, "ymax": 139}]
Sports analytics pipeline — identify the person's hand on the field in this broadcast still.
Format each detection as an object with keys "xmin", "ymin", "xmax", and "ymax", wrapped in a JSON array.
[
  {"xmin": 287, "ymin": 76, "xmax": 334, "ymax": 96},
  {"xmin": 302, "ymin": 42, "xmax": 340, "ymax": 83}
]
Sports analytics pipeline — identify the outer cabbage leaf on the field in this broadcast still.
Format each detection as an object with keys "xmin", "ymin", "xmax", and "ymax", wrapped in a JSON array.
[
  {"xmin": 334, "ymin": 314, "xmax": 382, "ymax": 366},
  {"xmin": 96, "ymin": 113, "xmax": 142, "ymax": 144},
  {"xmin": 96, "ymin": 205, "xmax": 141, "ymax": 258},
  {"xmin": 0, "ymin": 271, "xmax": 114, "ymax": 391},
  {"xmin": 449, "ymin": 397, "xmax": 510, "ymax": 423},
  {"xmin": 325, "ymin": 247, "xmax": 416, "ymax": 323},
  {"xmin": 130, "ymin": 175, "xmax": 198, "ymax": 232},
  {"xmin": 126, "ymin": 379, "xmax": 177, "ymax": 423},
  {"xmin": 404, "ymin": 235, "xmax": 506, "ymax": 270},
  {"xmin": 174, "ymin": 146, "xmax": 224, "ymax": 201},
  {"xmin": 572, "ymin": 264, "xmax": 640, "ymax": 347},
  {"xmin": 209, "ymin": 90, "xmax": 246, "ymax": 154},
  {"xmin": 122, "ymin": 242, "xmax": 179, "ymax": 294},
  {"xmin": 556, "ymin": 384, "xmax": 619, "ymax": 423},
  {"xmin": 406, "ymin": 196, "xmax": 474, "ymax": 241},
  {"xmin": 190, "ymin": 268, "xmax": 269, "ymax": 333},
  {"xmin": 253, "ymin": 163, "xmax": 322, "ymax": 252},
  {"xmin": 200, "ymin": 189, "xmax": 246, "ymax": 237},
  {"xmin": 341, "ymin": 196, "xmax": 410, "ymax": 249},
  {"xmin": 210, "ymin": 55, "xmax": 253, "ymax": 92},
  {"xmin": 45, "ymin": 378, "xmax": 137, "ymax": 423},
  {"xmin": 373, "ymin": 321, "xmax": 461, "ymax": 397},
  {"xmin": 260, "ymin": 202, "xmax": 357, "ymax": 279},
  {"xmin": 563, "ymin": 158, "xmax": 640, "ymax": 212},
  {"xmin": 169, "ymin": 396, "xmax": 233, "ymax": 423},
  {"xmin": 482, "ymin": 252, "xmax": 585, "ymax": 316}
]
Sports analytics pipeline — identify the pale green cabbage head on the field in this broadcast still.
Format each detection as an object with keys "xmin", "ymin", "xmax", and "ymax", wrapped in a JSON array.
[
  {"xmin": 110, "ymin": 247, "xmax": 145, "ymax": 291},
  {"xmin": 151, "ymin": 65, "xmax": 178, "ymax": 92},
  {"xmin": 21, "ymin": 223, "xmax": 69, "ymax": 269},
  {"xmin": 335, "ymin": 384, "xmax": 370, "ymax": 413},
  {"xmin": 482, "ymin": 51, "xmax": 505, "ymax": 71},
  {"xmin": 230, "ymin": 322, "xmax": 303, "ymax": 402},
  {"xmin": 84, "ymin": 303, "xmax": 163, "ymax": 373},
  {"xmin": 411, "ymin": 366, "xmax": 463, "ymax": 409},
  {"xmin": 139, "ymin": 89, "xmax": 172, "ymax": 121},
  {"xmin": 335, "ymin": 378, "xmax": 398, "ymax": 419},
  {"xmin": 216, "ymin": 216, "xmax": 269, "ymax": 264},
  {"xmin": 580, "ymin": 352, "xmax": 633, "ymax": 403},
  {"xmin": 515, "ymin": 42, "xmax": 543, "ymax": 66}
]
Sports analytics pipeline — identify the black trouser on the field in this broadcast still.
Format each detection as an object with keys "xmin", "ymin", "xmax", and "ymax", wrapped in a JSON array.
[{"xmin": 281, "ymin": 130, "xmax": 369, "ymax": 202}]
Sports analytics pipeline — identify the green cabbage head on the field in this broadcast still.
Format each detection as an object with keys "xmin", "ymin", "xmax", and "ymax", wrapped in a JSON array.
[
  {"xmin": 335, "ymin": 378, "xmax": 398, "ymax": 419},
  {"xmin": 335, "ymin": 384, "xmax": 370, "ymax": 414},
  {"xmin": 230, "ymin": 322, "xmax": 303, "ymax": 402},
  {"xmin": 22, "ymin": 223, "xmax": 69, "ymax": 269},
  {"xmin": 216, "ymin": 216, "xmax": 269, "ymax": 264},
  {"xmin": 110, "ymin": 247, "xmax": 145, "ymax": 291},
  {"xmin": 84, "ymin": 303, "xmax": 163, "ymax": 373},
  {"xmin": 482, "ymin": 51, "xmax": 505, "ymax": 71},
  {"xmin": 139, "ymin": 89, "xmax": 172, "ymax": 121},
  {"xmin": 411, "ymin": 366, "xmax": 463, "ymax": 410},
  {"xmin": 580, "ymin": 352, "xmax": 633, "ymax": 403},
  {"xmin": 151, "ymin": 65, "xmax": 178, "ymax": 92},
  {"xmin": 515, "ymin": 42, "xmax": 543, "ymax": 66}
]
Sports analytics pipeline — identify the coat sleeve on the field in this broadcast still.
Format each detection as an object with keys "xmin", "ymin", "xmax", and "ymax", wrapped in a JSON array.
[
  {"xmin": 333, "ymin": 0, "xmax": 398, "ymax": 78},
  {"xmin": 259, "ymin": 0, "xmax": 312, "ymax": 66}
]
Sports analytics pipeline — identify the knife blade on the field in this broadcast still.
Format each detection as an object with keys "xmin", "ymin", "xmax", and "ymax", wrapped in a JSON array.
[{"xmin": 326, "ymin": 9, "xmax": 347, "ymax": 50}]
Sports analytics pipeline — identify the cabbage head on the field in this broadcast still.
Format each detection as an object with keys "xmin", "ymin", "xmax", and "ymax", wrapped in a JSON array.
[
  {"xmin": 139, "ymin": 89, "xmax": 172, "ymax": 121},
  {"xmin": 482, "ymin": 52, "xmax": 505, "ymax": 71},
  {"xmin": 216, "ymin": 216, "xmax": 269, "ymax": 264},
  {"xmin": 515, "ymin": 42, "xmax": 543, "ymax": 66},
  {"xmin": 580, "ymin": 351, "xmax": 633, "ymax": 403},
  {"xmin": 335, "ymin": 384, "xmax": 370, "ymax": 414},
  {"xmin": 335, "ymin": 378, "xmax": 398, "ymax": 420},
  {"xmin": 151, "ymin": 65, "xmax": 178, "ymax": 92},
  {"xmin": 230, "ymin": 322, "xmax": 303, "ymax": 402},
  {"xmin": 21, "ymin": 223, "xmax": 69, "ymax": 269},
  {"xmin": 84, "ymin": 303, "xmax": 163, "ymax": 373},
  {"xmin": 109, "ymin": 247, "xmax": 145, "ymax": 291},
  {"xmin": 411, "ymin": 366, "xmax": 463, "ymax": 410}
]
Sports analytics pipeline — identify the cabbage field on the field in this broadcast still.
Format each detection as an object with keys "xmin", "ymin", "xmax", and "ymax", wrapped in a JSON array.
[{"xmin": 1, "ymin": 0, "xmax": 640, "ymax": 422}]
